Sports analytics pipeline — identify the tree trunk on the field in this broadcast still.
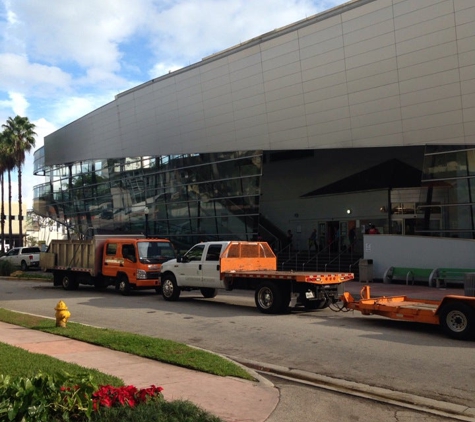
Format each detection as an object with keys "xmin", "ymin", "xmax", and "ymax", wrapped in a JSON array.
[
  {"xmin": 0, "ymin": 173, "xmax": 4, "ymax": 253},
  {"xmin": 18, "ymin": 165, "xmax": 23, "ymax": 246},
  {"xmin": 7, "ymin": 170, "xmax": 12, "ymax": 247}
]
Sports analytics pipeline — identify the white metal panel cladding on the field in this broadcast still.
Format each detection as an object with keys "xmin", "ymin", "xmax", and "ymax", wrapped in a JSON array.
[{"xmin": 45, "ymin": 0, "xmax": 475, "ymax": 166}]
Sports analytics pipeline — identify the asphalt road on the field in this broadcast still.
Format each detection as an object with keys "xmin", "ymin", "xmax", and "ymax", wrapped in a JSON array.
[{"xmin": 0, "ymin": 278, "xmax": 473, "ymax": 421}]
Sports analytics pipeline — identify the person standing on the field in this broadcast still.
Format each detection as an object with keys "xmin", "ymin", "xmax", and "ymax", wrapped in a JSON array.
[
  {"xmin": 308, "ymin": 228, "xmax": 318, "ymax": 251},
  {"xmin": 286, "ymin": 229, "xmax": 293, "ymax": 249},
  {"xmin": 348, "ymin": 226, "xmax": 356, "ymax": 252}
]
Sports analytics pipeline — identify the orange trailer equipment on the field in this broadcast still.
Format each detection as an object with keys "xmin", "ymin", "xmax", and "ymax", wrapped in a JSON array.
[{"xmin": 340, "ymin": 285, "xmax": 475, "ymax": 340}]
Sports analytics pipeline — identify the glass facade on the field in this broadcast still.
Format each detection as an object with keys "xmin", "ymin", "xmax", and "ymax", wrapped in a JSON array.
[
  {"xmin": 33, "ymin": 150, "xmax": 262, "ymax": 248},
  {"xmin": 419, "ymin": 145, "xmax": 475, "ymax": 238}
]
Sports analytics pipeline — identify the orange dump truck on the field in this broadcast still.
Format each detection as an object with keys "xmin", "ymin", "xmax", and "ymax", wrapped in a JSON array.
[
  {"xmin": 160, "ymin": 240, "xmax": 354, "ymax": 314},
  {"xmin": 40, "ymin": 235, "xmax": 176, "ymax": 295},
  {"xmin": 340, "ymin": 285, "xmax": 475, "ymax": 340}
]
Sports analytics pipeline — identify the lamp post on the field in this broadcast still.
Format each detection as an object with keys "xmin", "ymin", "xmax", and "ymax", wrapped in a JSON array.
[{"xmin": 144, "ymin": 206, "xmax": 149, "ymax": 238}]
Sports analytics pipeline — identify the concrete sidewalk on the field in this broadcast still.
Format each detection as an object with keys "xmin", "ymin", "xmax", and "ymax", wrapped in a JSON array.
[{"xmin": 0, "ymin": 321, "xmax": 278, "ymax": 422}]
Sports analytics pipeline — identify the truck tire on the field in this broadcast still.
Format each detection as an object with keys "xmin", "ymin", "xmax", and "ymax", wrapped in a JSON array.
[
  {"xmin": 439, "ymin": 302, "xmax": 475, "ymax": 340},
  {"xmin": 62, "ymin": 274, "xmax": 78, "ymax": 290},
  {"xmin": 162, "ymin": 274, "xmax": 181, "ymax": 301},
  {"xmin": 255, "ymin": 281, "xmax": 285, "ymax": 314},
  {"xmin": 20, "ymin": 260, "xmax": 28, "ymax": 272},
  {"xmin": 200, "ymin": 288, "xmax": 217, "ymax": 298},
  {"xmin": 117, "ymin": 275, "xmax": 131, "ymax": 296}
]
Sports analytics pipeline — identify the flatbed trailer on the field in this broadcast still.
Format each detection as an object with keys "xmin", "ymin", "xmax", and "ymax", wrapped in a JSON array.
[{"xmin": 340, "ymin": 285, "xmax": 475, "ymax": 340}]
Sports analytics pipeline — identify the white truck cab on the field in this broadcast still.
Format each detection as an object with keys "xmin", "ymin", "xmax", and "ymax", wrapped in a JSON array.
[{"xmin": 160, "ymin": 241, "xmax": 230, "ymax": 299}]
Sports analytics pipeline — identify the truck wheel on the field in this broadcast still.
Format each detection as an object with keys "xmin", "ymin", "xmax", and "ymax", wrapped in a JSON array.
[
  {"xmin": 255, "ymin": 281, "xmax": 284, "ymax": 314},
  {"xmin": 20, "ymin": 260, "xmax": 28, "ymax": 272},
  {"xmin": 62, "ymin": 274, "xmax": 78, "ymax": 291},
  {"xmin": 117, "ymin": 275, "xmax": 131, "ymax": 296},
  {"xmin": 162, "ymin": 274, "xmax": 181, "ymax": 301},
  {"xmin": 200, "ymin": 288, "xmax": 217, "ymax": 298},
  {"xmin": 439, "ymin": 302, "xmax": 475, "ymax": 340}
]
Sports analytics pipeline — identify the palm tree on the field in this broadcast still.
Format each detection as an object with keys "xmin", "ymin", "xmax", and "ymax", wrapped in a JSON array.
[
  {"xmin": 2, "ymin": 116, "xmax": 36, "ymax": 247},
  {"xmin": 0, "ymin": 132, "xmax": 9, "ymax": 253},
  {"xmin": 0, "ymin": 131, "xmax": 16, "ymax": 249}
]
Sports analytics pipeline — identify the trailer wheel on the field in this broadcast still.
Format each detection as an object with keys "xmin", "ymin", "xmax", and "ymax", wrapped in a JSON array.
[
  {"xmin": 20, "ymin": 260, "xmax": 28, "ymax": 272},
  {"xmin": 200, "ymin": 288, "xmax": 217, "ymax": 298},
  {"xmin": 162, "ymin": 274, "xmax": 181, "ymax": 301},
  {"xmin": 439, "ymin": 302, "xmax": 475, "ymax": 340},
  {"xmin": 255, "ymin": 281, "xmax": 285, "ymax": 314},
  {"xmin": 62, "ymin": 274, "xmax": 78, "ymax": 291},
  {"xmin": 117, "ymin": 275, "xmax": 131, "ymax": 296}
]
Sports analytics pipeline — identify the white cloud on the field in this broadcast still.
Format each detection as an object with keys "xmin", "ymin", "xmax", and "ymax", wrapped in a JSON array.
[
  {"xmin": 50, "ymin": 94, "xmax": 116, "ymax": 127},
  {"xmin": 8, "ymin": 92, "xmax": 28, "ymax": 116},
  {"xmin": 4, "ymin": 0, "xmax": 151, "ymax": 71},
  {"xmin": 33, "ymin": 118, "xmax": 57, "ymax": 150},
  {"xmin": 146, "ymin": 0, "xmax": 326, "ymax": 63},
  {"xmin": 148, "ymin": 62, "xmax": 184, "ymax": 79},
  {"xmin": 0, "ymin": 53, "xmax": 72, "ymax": 96}
]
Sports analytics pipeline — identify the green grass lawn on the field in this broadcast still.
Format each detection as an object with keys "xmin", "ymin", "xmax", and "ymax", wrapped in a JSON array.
[
  {"xmin": 0, "ymin": 342, "xmax": 123, "ymax": 386},
  {"xmin": 0, "ymin": 308, "xmax": 254, "ymax": 380}
]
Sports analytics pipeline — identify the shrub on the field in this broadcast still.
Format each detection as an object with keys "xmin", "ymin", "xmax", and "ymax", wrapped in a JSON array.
[
  {"xmin": 0, "ymin": 372, "xmax": 223, "ymax": 422},
  {"xmin": 0, "ymin": 371, "xmax": 97, "ymax": 421},
  {"xmin": 91, "ymin": 399, "xmax": 223, "ymax": 422}
]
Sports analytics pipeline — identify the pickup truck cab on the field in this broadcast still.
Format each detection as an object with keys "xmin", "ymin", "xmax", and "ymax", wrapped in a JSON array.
[
  {"xmin": 161, "ymin": 241, "xmax": 228, "ymax": 298},
  {"xmin": 0, "ymin": 247, "xmax": 41, "ymax": 271}
]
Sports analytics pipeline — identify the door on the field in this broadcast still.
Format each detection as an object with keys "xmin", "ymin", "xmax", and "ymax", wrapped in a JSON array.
[
  {"xmin": 201, "ymin": 244, "xmax": 225, "ymax": 287},
  {"xmin": 182, "ymin": 244, "xmax": 205, "ymax": 286}
]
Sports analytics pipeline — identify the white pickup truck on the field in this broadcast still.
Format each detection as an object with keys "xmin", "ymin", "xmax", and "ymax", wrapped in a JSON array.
[
  {"xmin": 0, "ymin": 246, "xmax": 41, "ymax": 271},
  {"xmin": 160, "ymin": 241, "xmax": 354, "ymax": 313}
]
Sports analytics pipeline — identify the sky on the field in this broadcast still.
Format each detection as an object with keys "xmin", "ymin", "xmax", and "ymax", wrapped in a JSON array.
[{"xmin": 0, "ymin": 0, "xmax": 346, "ymax": 210}]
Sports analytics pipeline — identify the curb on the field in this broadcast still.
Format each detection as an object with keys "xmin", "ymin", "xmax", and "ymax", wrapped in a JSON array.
[{"xmin": 232, "ymin": 357, "xmax": 475, "ymax": 422}]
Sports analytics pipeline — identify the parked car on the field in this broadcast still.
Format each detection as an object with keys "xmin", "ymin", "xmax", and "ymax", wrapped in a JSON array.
[{"xmin": 0, "ymin": 247, "xmax": 41, "ymax": 271}]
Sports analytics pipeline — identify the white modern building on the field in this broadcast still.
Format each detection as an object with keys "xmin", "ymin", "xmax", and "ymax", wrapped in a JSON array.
[{"xmin": 33, "ymin": 0, "xmax": 475, "ymax": 270}]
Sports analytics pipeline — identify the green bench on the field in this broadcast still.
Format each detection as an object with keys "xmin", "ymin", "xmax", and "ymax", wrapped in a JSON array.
[
  {"xmin": 428, "ymin": 268, "xmax": 475, "ymax": 288},
  {"xmin": 383, "ymin": 267, "xmax": 433, "ymax": 285}
]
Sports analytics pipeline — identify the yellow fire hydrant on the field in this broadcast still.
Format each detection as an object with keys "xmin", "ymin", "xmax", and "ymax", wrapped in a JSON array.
[{"xmin": 55, "ymin": 300, "xmax": 71, "ymax": 328}]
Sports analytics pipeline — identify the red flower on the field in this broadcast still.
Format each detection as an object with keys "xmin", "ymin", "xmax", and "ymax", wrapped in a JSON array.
[{"xmin": 91, "ymin": 384, "xmax": 163, "ymax": 411}]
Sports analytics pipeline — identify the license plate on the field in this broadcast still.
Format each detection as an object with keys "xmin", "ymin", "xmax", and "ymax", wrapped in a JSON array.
[{"xmin": 305, "ymin": 291, "xmax": 315, "ymax": 299}]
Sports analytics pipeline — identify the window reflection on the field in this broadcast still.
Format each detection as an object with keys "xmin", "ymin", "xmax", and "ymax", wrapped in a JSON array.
[{"xmin": 33, "ymin": 151, "xmax": 262, "ymax": 247}]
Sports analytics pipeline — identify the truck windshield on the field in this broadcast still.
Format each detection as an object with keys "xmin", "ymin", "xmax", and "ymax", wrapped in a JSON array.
[{"xmin": 137, "ymin": 242, "xmax": 176, "ymax": 264}]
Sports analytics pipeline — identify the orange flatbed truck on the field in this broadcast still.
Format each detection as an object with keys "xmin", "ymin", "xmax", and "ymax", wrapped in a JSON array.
[
  {"xmin": 160, "ymin": 240, "xmax": 354, "ymax": 314},
  {"xmin": 341, "ymin": 285, "xmax": 475, "ymax": 340}
]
